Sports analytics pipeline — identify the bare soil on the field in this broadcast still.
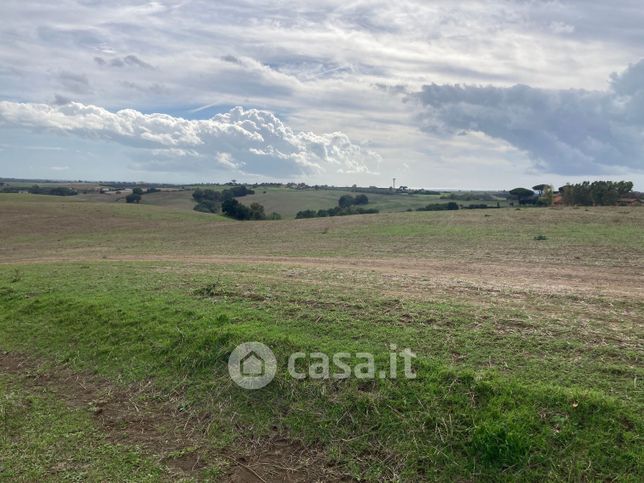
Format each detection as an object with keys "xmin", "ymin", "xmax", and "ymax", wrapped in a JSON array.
[{"xmin": 0, "ymin": 351, "xmax": 344, "ymax": 482}]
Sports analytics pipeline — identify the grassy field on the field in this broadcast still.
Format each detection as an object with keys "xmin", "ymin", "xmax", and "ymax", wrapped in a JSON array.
[
  {"xmin": 1, "ymin": 182, "xmax": 511, "ymax": 218},
  {"xmin": 0, "ymin": 194, "xmax": 642, "ymax": 481},
  {"xmin": 235, "ymin": 187, "xmax": 495, "ymax": 217}
]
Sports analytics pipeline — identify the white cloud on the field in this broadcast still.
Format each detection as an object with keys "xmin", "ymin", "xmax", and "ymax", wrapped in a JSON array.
[
  {"xmin": 0, "ymin": 100, "xmax": 380, "ymax": 178},
  {"xmin": 1, "ymin": 1, "xmax": 644, "ymax": 187}
]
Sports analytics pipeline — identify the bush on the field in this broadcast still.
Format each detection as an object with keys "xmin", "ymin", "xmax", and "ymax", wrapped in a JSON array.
[
  {"xmin": 248, "ymin": 202, "xmax": 266, "ymax": 220},
  {"xmin": 220, "ymin": 199, "xmax": 268, "ymax": 220},
  {"xmin": 465, "ymin": 204, "xmax": 491, "ymax": 209},
  {"xmin": 295, "ymin": 209, "xmax": 317, "ymax": 219},
  {"xmin": 194, "ymin": 200, "xmax": 219, "ymax": 213},
  {"xmin": 125, "ymin": 193, "xmax": 141, "ymax": 204},
  {"xmin": 417, "ymin": 202, "xmax": 459, "ymax": 211},
  {"xmin": 296, "ymin": 206, "xmax": 379, "ymax": 218},
  {"xmin": 338, "ymin": 194, "xmax": 355, "ymax": 208},
  {"xmin": 354, "ymin": 194, "xmax": 369, "ymax": 205}
]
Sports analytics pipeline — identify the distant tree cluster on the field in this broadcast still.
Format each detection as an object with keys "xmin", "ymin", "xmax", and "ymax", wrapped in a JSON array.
[
  {"xmin": 338, "ymin": 194, "xmax": 369, "ymax": 208},
  {"xmin": 221, "ymin": 199, "xmax": 262, "ymax": 220},
  {"xmin": 190, "ymin": 185, "xmax": 279, "ymax": 220},
  {"xmin": 463, "ymin": 203, "xmax": 501, "ymax": 209},
  {"xmin": 125, "ymin": 186, "xmax": 165, "ymax": 203},
  {"xmin": 192, "ymin": 186, "xmax": 255, "ymax": 214},
  {"xmin": 1, "ymin": 185, "xmax": 78, "ymax": 196},
  {"xmin": 296, "ymin": 194, "xmax": 378, "ymax": 219},
  {"xmin": 416, "ymin": 202, "xmax": 460, "ymax": 211},
  {"xmin": 286, "ymin": 183, "xmax": 441, "ymax": 196},
  {"xmin": 559, "ymin": 181, "xmax": 634, "ymax": 206},
  {"xmin": 440, "ymin": 192, "xmax": 498, "ymax": 201}
]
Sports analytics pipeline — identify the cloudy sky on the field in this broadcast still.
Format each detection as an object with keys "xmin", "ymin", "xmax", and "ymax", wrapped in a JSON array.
[{"xmin": 0, "ymin": 0, "xmax": 642, "ymax": 189}]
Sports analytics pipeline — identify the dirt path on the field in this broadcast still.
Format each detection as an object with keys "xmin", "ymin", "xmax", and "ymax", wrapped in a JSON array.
[
  {"xmin": 0, "ymin": 351, "xmax": 341, "ymax": 482},
  {"xmin": 2, "ymin": 253, "xmax": 642, "ymax": 299}
]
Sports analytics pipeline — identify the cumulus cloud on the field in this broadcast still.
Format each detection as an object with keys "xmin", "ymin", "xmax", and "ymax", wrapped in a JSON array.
[
  {"xmin": 414, "ymin": 60, "xmax": 644, "ymax": 175},
  {"xmin": 0, "ymin": 101, "xmax": 379, "ymax": 177},
  {"xmin": 2, "ymin": 1, "xmax": 644, "ymax": 186}
]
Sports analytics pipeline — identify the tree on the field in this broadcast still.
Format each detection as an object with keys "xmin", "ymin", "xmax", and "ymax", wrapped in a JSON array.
[
  {"xmin": 295, "ymin": 209, "xmax": 317, "ymax": 219},
  {"xmin": 248, "ymin": 202, "xmax": 266, "ymax": 220},
  {"xmin": 354, "ymin": 194, "xmax": 369, "ymax": 205},
  {"xmin": 125, "ymin": 193, "xmax": 141, "ymax": 204},
  {"xmin": 338, "ymin": 194, "xmax": 355, "ymax": 208},
  {"xmin": 221, "ymin": 199, "xmax": 267, "ymax": 220},
  {"xmin": 541, "ymin": 185, "xmax": 554, "ymax": 206},
  {"xmin": 532, "ymin": 184, "xmax": 550, "ymax": 196},
  {"xmin": 509, "ymin": 187, "xmax": 535, "ymax": 203}
]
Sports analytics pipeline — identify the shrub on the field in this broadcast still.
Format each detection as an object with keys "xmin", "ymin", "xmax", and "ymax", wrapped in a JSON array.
[
  {"xmin": 295, "ymin": 209, "xmax": 317, "ymax": 219},
  {"xmin": 125, "ymin": 193, "xmax": 141, "ymax": 204},
  {"xmin": 417, "ymin": 202, "xmax": 459, "ymax": 211},
  {"xmin": 354, "ymin": 194, "xmax": 369, "ymax": 205},
  {"xmin": 248, "ymin": 202, "xmax": 266, "ymax": 220},
  {"xmin": 194, "ymin": 200, "xmax": 219, "ymax": 213},
  {"xmin": 338, "ymin": 194, "xmax": 355, "ymax": 208}
]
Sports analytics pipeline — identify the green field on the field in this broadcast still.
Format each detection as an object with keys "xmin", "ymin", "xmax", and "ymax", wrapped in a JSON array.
[
  {"xmin": 1, "ymin": 194, "xmax": 642, "ymax": 481},
  {"xmin": 1, "ymin": 181, "xmax": 513, "ymax": 219}
]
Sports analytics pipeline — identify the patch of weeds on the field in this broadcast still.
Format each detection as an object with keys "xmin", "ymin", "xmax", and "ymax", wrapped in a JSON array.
[
  {"xmin": 10, "ymin": 269, "xmax": 21, "ymax": 284},
  {"xmin": 534, "ymin": 234, "xmax": 548, "ymax": 241}
]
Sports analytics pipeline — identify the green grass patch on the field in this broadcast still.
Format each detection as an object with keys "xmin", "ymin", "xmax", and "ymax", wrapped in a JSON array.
[
  {"xmin": 0, "ymin": 375, "xmax": 170, "ymax": 481},
  {"xmin": 0, "ymin": 262, "xmax": 641, "ymax": 480}
]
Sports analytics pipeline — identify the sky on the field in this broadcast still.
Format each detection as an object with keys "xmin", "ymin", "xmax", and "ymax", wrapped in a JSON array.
[{"xmin": 0, "ymin": 0, "xmax": 643, "ymax": 189}]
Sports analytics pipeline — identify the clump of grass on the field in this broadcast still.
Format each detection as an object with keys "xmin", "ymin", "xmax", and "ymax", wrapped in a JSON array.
[
  {"xmin": 534, "ymin": 234, "xmax": 548, "ymax": 240},
  {"xmin": 10, "ymin": 269, "xmax": 21, "ymax": 283}
]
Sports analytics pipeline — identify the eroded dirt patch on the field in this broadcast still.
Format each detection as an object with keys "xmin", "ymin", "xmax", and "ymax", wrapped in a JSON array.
[{"xmin": 0, "ymin": 351, "xmax": 343, "ymax": 482}]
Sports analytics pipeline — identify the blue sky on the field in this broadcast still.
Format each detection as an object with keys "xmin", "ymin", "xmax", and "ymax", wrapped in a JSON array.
[{"xmin": 0, "ymin": 0, "xmax": 643, "ymax": 189}]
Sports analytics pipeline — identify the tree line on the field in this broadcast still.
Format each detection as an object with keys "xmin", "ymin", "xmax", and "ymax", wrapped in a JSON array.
[
  {"xmin": 1, "ymin": 185, "xmax": 78, "ymax": 196},
  {"xmin": 296, "ymin": 194, "xmax": 379, "ymax": 219},
  {"xmin": 559, "ymin": 181, "xmax": 634, "ymax": 206},
  {"xmin": 505, "ymin": 181, "xmax": 635, "ymax": 206}
]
